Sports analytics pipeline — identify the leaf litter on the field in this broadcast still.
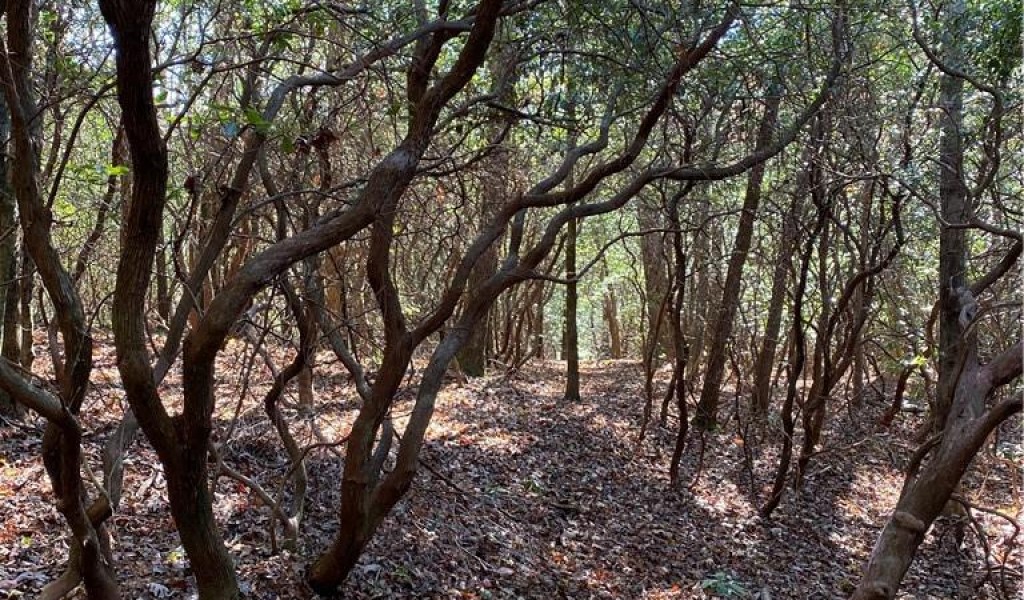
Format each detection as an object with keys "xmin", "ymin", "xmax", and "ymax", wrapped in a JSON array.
[{"xmin": 0, "ymin": 345, "xmax": 1019, "ymax": 599}]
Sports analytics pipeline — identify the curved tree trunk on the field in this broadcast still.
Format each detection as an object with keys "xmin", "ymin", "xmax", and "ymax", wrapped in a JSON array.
[
  {"xmin": 852, "ymin": 341, "xmax": 1021, "ymax": 599},
  {"xmin": 0, "ymin": 1, "xmax": 119, "ymax": 596},
  {"xmin": 666, "ymin": 190, "xmax": 690, "ymax": 484},
  {"xmin": 760, "ymin": 164, "xmax": 827, "ymax": 518},
  {"xmin": 101, "ymin": 0, "xmax": 240, "ymax": 596},
  {"xmin": 854, "ymin": 3, "xmax": 1018, "ymax": 591}
]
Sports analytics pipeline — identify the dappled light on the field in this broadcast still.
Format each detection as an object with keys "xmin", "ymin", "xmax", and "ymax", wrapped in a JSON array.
[{"xmin": 0, "ymin": 0, "xmax": 1020, "ymax": 599}]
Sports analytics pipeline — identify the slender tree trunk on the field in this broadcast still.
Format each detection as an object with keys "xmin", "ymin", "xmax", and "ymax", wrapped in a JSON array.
[
  {"xmin": 101, "ymin": 0, "xmax": 240, "ymax": 596},
  {"xmin": 563, "ymin": 212, "xmax": 580, "ymax": 401},
  {"xmin": 694, "ymin": 90, "xmax": 780, "ymax": 430},
  {"xmin": 456, "ymin": 34, "xmax": 517, "ymax": 377},
  {"xmin": 562, "ymin": 76, "xmax": 581, "ymax": 401},
  {"xmin": 17, "ymin": 250, "xmax": 33, "ymax": 369},
  {"xmin": 760, "ymin": 177, "xmax": 825, "ymax": 518},
  {"xmin": 0, "ymin": 252, "xmax": 19, "ymax": 418},
  {"xmin": 0, "ymin": 93, "xmax": 22, "ymax": 421},
  {"xmin": 852, "ymin": 6, "xmax": 1014, "ymax": 590},
  {"xmin": 638, "ymin": 200, "xmax": 670, "ymax": 359},
  {"xmin": 533, "ymin": 290, "xmax": 545, "ymax": 359},
  {"xmin": 458, "ymin": 223, "xmax": 498, "ymax": 376},
  {"xmin": 309, "ymin": 5, "xmax": 506, "ymax": 590},
  {"xmin": 749, "ymin": 118, "xmax": 823, "ymax": 415},
  {"xmin": 751, "ymin": 191, "xmax": 801, "ymax": 414},
  {"xmin": 850, "ymin": 182, "xmax": 875, "ymax": 406},
  {"xmin": 666, "ymin": 191, "xmax": 690, "ymax": 484},
  {"xmin": 0, "ymin": 0, "xmax": 117, "ymax": 594},
  {"xmin": 685, "ymin": 197, "xmax": 712, "ymax": 378},
  {"xmin": 795, "ymin": 190, "xmax": 902, "ymax": 488},
  {"xmin": 604, "ymin": 287, "xmax": 622, "ymax": 358},
  {"xmin": 933, "ymin": 3, "xmax": 968, "ymax": 435}
]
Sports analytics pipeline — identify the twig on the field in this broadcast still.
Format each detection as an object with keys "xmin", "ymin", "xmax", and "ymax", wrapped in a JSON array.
[{"xmin": 950, "ymin": 494, "xmax": 1021, "ymax": 600}]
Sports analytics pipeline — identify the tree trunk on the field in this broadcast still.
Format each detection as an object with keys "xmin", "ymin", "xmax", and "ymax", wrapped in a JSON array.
[
  {"xmin": 852, "ymin": 342, "xmax": 1021, "ymax": 599},
  {"xmin": 0, "ymin": 92, "xmax": 21, "ymax": 421},
  {"xmin": 166, "ymin": 458, "xmax": 241, "ymax": 600},
  {"xmin": 563, "ymin": 212, "xmax": 580, "ymax": 401},
  {"xmin": 666, "ymin": 190, "xmax": 690, "ymax": 484},
  {"xmin": 307, "ymin": 341, "xmax": 414, "ymax": 594},
  {"xmin": 0, "ymin": 252, "xmax": 19, "ymax": 420},
  {"xmin": 760, "ymin": 174, "xmax": 826, "ymax": 518},
  {"xmin": 638, "ymin": 200, "xmax": 670, "ymax": 359},
  {"xmin": 603, "ymin": 287, "xmax": 622, "ymax": 359},
  {"xmin": 0, "ymin": 0, "xmax": 118, "ymax": 594},
  {"xmin": 457, "ymin": 234, "xmax": 497, "ymax": 376},
  {"xmin": 562, "ymin": 82, "xmax": 580, "ymax": 401},
  {"xmin": 308, "ymin": 5, "xmax": 507, "ymax": 590},
  {"xmin": 749, "ymin": 117, "xmax": 823, "ymax": 416},
  {"xmin": 751, "ymin": 190, "xmax": 801, "ymax": 414},
  {"xmin": 684, "ymin": 197, "xmax": 712, "ymax": 377},
  {"xmin": 17, "ymin": 250, "xmax": 33, "ymax": 370},
  {"xmin": 933, "ymin": 1, "xmax": 969, "ymax": 435},
  {"xmin": 101, "ymin": 0, "xmax": 240, "ymax": 596},
  {"xmin": 694, "ymin": 90, "xmax": 780, "ymax": 429},
  {"xmin": 853, "ymin": 4, "xmax": 1018, "ymax": 590},
  {"xmin": 533, "ymin": 290, "xmax": 545, "ymax": 359}
]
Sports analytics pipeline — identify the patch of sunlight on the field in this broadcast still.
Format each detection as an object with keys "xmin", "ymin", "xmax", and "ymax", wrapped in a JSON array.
[
  {"xmin": 639, "ymin": 583, "xmax": 690, "ymax": 598},
  {"xmin": 835, "ymin": 466, "xmax": 902, "ymax": 528}
]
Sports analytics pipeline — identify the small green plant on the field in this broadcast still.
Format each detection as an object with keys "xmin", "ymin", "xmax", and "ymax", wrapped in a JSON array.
[
  {"xmin": 165, "ymin": 546, "xmax": 187, "ymax": 568},
  {"xmin": 701, "ymin": 571, "xmax": 749, "ymax": 598},
  {"xmin": 522, "ymin": 477, "xmax": 544, "ymax": 494}
]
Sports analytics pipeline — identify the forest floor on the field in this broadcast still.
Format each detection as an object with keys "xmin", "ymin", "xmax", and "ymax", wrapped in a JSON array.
[{"xmin": 0, "ymin": 341, "xmax": 1021, "ymax": 599}]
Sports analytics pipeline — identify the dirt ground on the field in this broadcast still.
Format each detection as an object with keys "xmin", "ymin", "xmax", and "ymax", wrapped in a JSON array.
[{"xmin": 1, "ymin": 347, "xmax": 1020, "ymax": 599}]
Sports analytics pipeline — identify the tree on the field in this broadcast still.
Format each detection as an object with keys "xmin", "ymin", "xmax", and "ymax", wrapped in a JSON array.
[
  {"xmin": 0, "ymin": 0, "xmax": 118, "ymax": 596},
  {"xmin": 853, "ymin": 0, "xmax": 1022, "ymax": 596},
  {"xmin": 0, "ymin": 93, "xmax": 22, "ymax": 423},
  {"xmin": 0, "ymin": 2, "xmax": 936, "ymax": 598},
  {"xmin": 692, "ymin": 85, "xmax": 780, "ymax": 430}
]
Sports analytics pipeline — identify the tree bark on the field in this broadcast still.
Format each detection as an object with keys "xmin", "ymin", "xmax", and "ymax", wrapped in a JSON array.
[
  {"xmin": 562, "ymin": 84, "xmax": 581, "ymax": 401},
  {"xmin": 0, "ymin": 90, "xmax": 21, "ymax": 421},
  {"xmin": 853, "ymin": 4, "xmax": 1018, "ymax": 590},
  {"xmin": 100, "ymin": 0, "xmax": 240, "ymax": 597},
  {"xmin": 0, "ymin": 0, "xmax": 117, "ymax": 595},
  {"xmin": 638, "ymin": 200, "xmax": 671, "ymax": 359},
  {"xmin": 750, "ymin": 132, "xmax": 815, "ymax": 414},
  {"xmin": 693, "ymin": 90, "xmax": 780, "ymax": 429},
  {"xmin": 852, "ymin": 341, "xmax": 1021, "ymax": 599},
  {"xmin": 933, "ymin": 0, "xmax": 969, "ymax": 435},
  {"xmin": 603, "ymin": 287, "xmax": 623, "ymax": 358},
  {"xmin": 667, "ymin": 190, "xmax": 691, "ymax": 484},
  {"xmin": 307, "ymin": 2, "xmax": 506, "ymax": 591},
  {"xmin": 563, "ymin": 212, "xmax": 580, "ymax": 401},
  {"xmin": 760, "ymin": 169, "xmax": 827, "ymax": 518}
]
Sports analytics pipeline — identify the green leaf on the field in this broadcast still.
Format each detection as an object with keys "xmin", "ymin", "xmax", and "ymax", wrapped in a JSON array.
[{"xmin": 244, "ymin": 107, "xmax": 271, "ymax": 134}]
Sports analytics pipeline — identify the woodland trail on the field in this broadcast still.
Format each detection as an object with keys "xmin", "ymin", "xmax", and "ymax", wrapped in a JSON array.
[{"xmin": 1, "ymin": 357, "xmax": 1019, "ymax": 599}]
